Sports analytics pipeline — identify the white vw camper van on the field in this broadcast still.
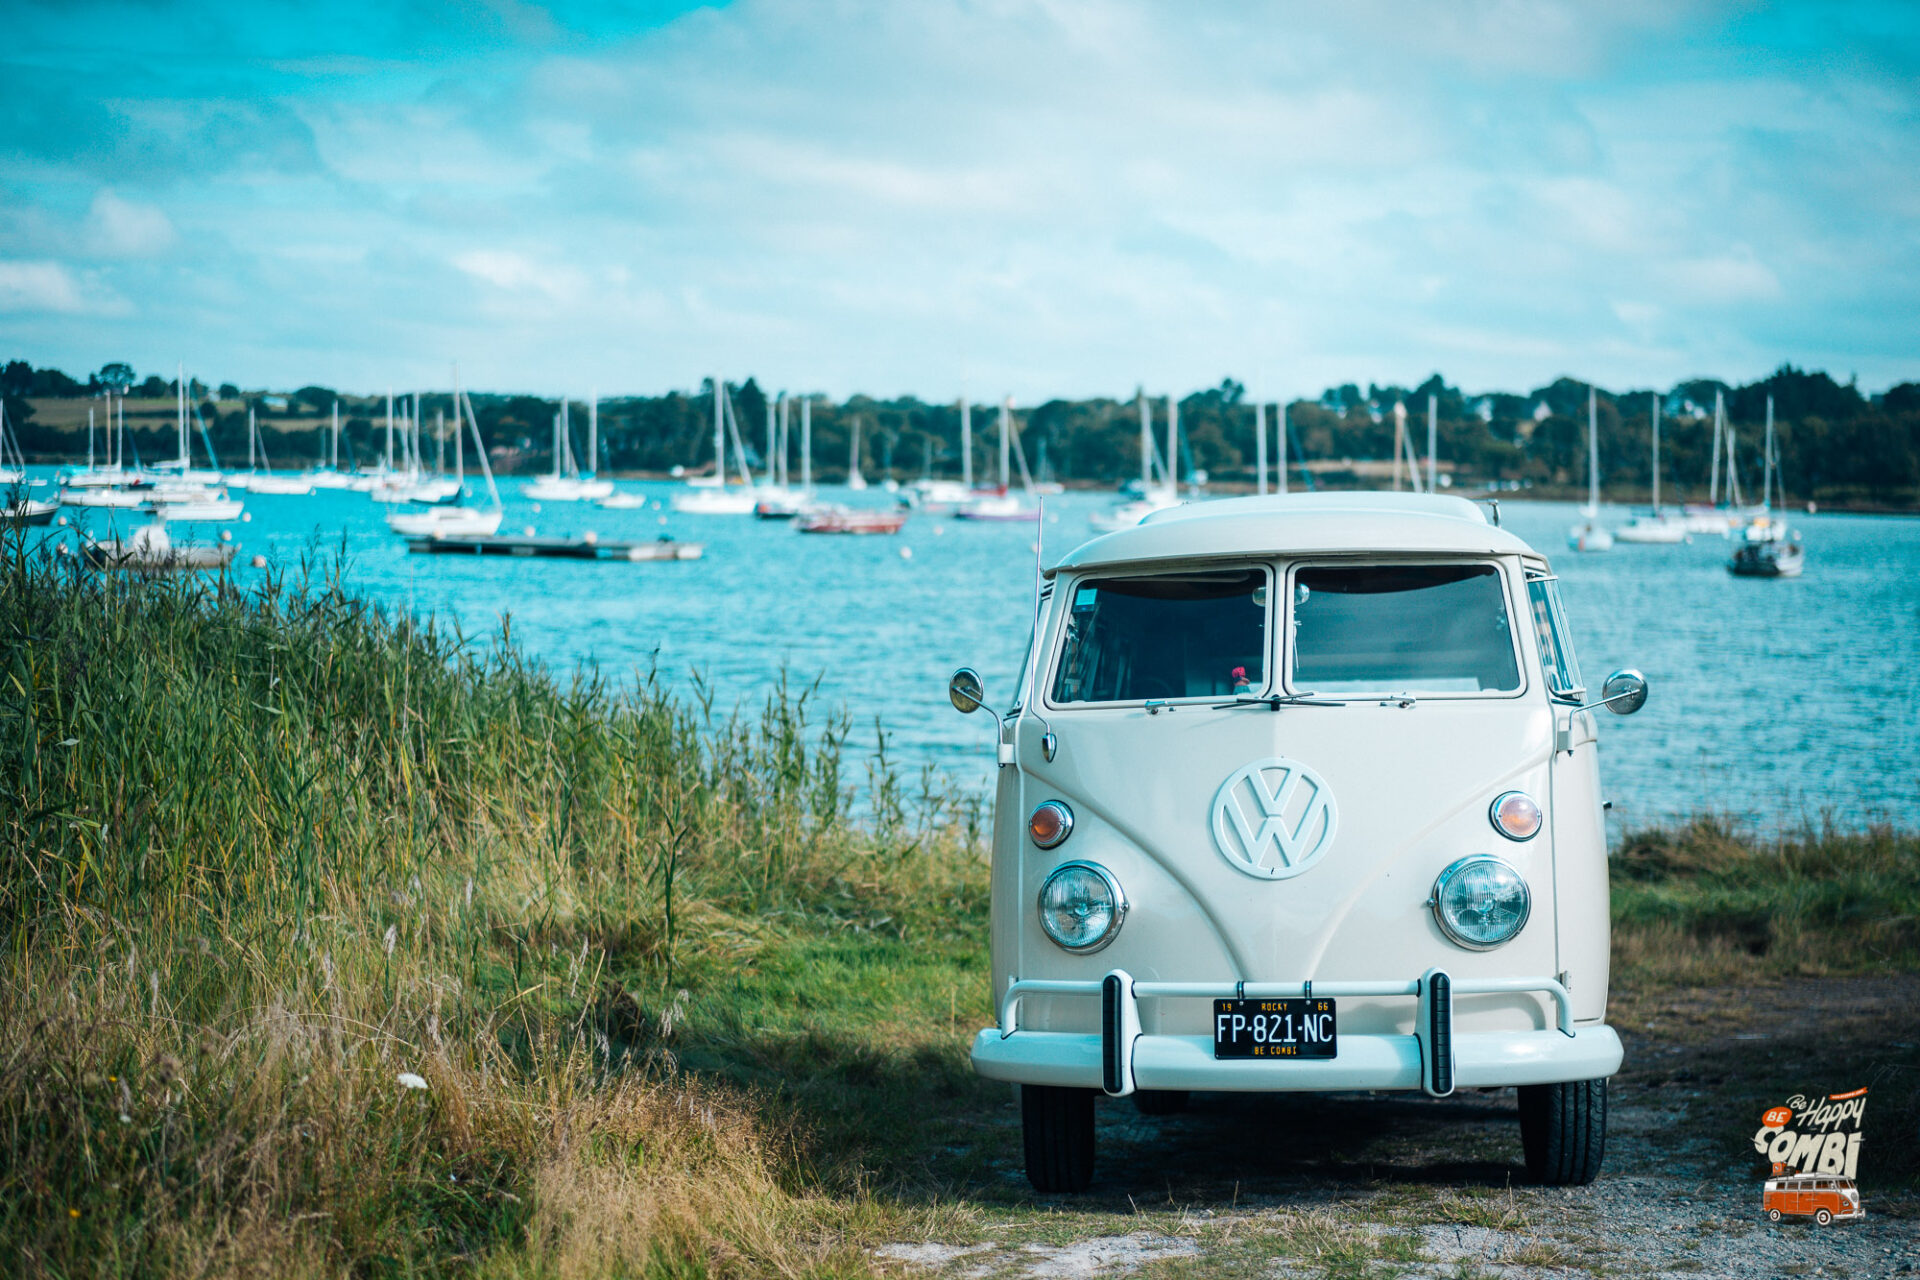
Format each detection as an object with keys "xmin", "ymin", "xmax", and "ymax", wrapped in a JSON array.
[{"xmin": 950, "ymin": 493, "xmax": 1645, "ymax": 1192}]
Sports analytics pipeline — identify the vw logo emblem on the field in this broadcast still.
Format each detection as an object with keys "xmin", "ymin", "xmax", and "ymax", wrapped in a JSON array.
[{"xmin": 1210, "ymin": 757, "xmax": 1338, "ymax": 880}]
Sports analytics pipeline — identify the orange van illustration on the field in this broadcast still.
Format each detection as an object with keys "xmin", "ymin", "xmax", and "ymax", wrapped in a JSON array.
[{"xmin": 1762, "ymin": 1174, "xmax": 1863, "ymax": 1225}]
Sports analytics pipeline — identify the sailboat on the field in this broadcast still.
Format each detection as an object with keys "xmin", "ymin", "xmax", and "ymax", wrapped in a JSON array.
[
  {"xmin": 307, "ymin": 402, "xmax": 360, "ymax": 489},
  {"xmin": 1615, "ymin": 395, "xmax": 1686, "ymax": 543},
  {"xmin": 0, "ymin": 401, "xmax": 58, "ymax": 525},
  {"xmin": 672, "ymin": 380, "xmax": 759, "ymax": 513},
  {"xmin": 906, "ymin": 399, "xmax": 973, "ymax": 510},
  {"xmin": 148, "ymin": 365, "xmax": 223, "ymax": 487},
  {"xmin": 1566, "ymin": 386, "xmax": 1614, "ymax": 551},
  {"xmin": 753, "ymin": 393, "xmax": 807, "ymax": 518},
  {"xmin": 1090, "ymin": 393, "xmax": 1181, "ymax": 531},
  {"xmin": 956, "ymin": 398, "xmax": 1039, "ymax": 521},
  {"xmin": 389, "ymin": 375, "xmax": 504, "ymax": 537},
  {"xmin": 59, "ymin": 394, "xmax": 147, "ymax": 508},
  {"xmin": 845, "ymin": 416, "xmax": 868, "ymax": 491},
  {"xmin": 227, "ymin": 404, "xmax": 315, "ymax": 495},
  {"xmin": 522, "ymin": 394, "xmax": 613, "ymax": 501},
  {"xmin": 1682, "ymin": 391, "xmax": 1746, "ymax": 534},
  {"xmin": 1728, "ymin": 395, "xmax": 1803, "ymax": 577}
]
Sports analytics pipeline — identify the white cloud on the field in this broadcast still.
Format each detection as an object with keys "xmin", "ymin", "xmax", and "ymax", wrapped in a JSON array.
[
  {"xmin": 81, "ymin": 190, "xmax": 176, "ymax": 259},
  {"xmin": 0, "ymin": 260, "xmax": 128, "ymax": 315}
]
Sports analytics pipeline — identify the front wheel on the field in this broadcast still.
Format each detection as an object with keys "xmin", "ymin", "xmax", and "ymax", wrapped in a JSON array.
[
  {"xmin": 1022, "ymin": 1085, "xmax": 1095, "ymax": 1193},
  {"xmin": 1815, "ymin": 1209, "xmax": 1832, "ymax": 1226},
  {"xmin": 1768, "ymin": 1208, "xmax": 1783, "ymax": 1222},
  {"xmin": 1518, "ymin": 1078, "xmax": 1608, "ymax": 1185}
]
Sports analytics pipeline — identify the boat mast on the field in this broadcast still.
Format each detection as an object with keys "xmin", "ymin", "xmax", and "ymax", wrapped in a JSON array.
[
  {"xmin": 1166, "ymin": 395, "xmax": 1178, "ymax": 494},
  {"xmin": 87, "ymin": 405, "xmax": 95, "ymax": 470},
  {"xmin": 331, "ymin": 402, "xmax": 340, "ymax": 470},
  {"xmin": 460, "ymin": 389, "xmax": 501, "ymax": 509},
  {"xmin": 385, "ymin": 390, "xmax": 395, "ymax": 474},
  {"xmin": 1586, "ymin": 386, "xmax": 1600, "ymax": 515},
  {"xmin": 176, "ymin": 362, "xmax": 187, "ymax": 470},
  {"xmin": 711, "ymin": 377, "xmax": 726, "ymax": 486},
  {"xmin": 1137, "ymin": 393, "xmax": 1151, "ymax": 494},
  {"xmin": 587, "ymin": 393, "xmax": 597, "ymax": 479},
  {"xmin": 998, "ymin": 398, "xmax": 1010, "ymax": 490},
  {"xmin": 248, "ymin": 404, "xmax": 257, "ymax": 472},
  {"xmin": 1762, "ymin": 394, "xmax": 1775, "ymax": 513},
  {"xmin": 777, "ymin": 393, "xmax": 789, "ymax": 488},
  {"xmin": 1649, "ymin": 395, "xmax": 1660, "ymax": 512},
  {"xmin": 1277, "ymin": 398, "xmax": 1289, "ymax": 495},
  {"xmin": 1709, "ymin": 390, "xmax": 1724, "ymax": 507},
  {"xmin": 1254, "ymin": 401, "xmax": 1267, "ymax": 496},
  {"xmin": 1391, "ymin": 400, "xmax": 1406, "ymax": 491},
  {"xmin": 961, "ymin": 398, "xmax": 972, "ymax": 489},
  {"xmin": 451, "ymin": 366, "xmax": 465, "ymax": 486},
  {"xmin": 1427, "ymin": 394, "xmax": 1438, "ymax": 493},
  {"xmin": 765, "ymin": 395, "xmax": 776, "ymax": 488},
  {"xmin": 800, "ymin": 395, "xmax": 812, "ymax": 493}
]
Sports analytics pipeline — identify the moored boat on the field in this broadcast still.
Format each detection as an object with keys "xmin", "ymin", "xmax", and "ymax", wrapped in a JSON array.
[
  {"xmin": 796, "ymin": 506, "xmax": 908, "ymax": 535},
  {"xmin": 1729, "ymin": 537, "xmax": 1804, "ymax": 578}
]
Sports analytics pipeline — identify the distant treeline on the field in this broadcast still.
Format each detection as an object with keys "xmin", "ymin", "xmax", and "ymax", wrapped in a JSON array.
[{"xmin": 6, "ymin": 358, "xmax": 1920, "ymax": 508}]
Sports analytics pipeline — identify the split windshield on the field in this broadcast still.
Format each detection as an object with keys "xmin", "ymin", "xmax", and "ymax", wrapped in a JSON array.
[
  {"xmin": 1051, "ymin": 569, "xmax": 1268, "ymax": 704},
  {"xmin": 1288, "ymin": 564, "xmax": 1520, "ymax": 694}
]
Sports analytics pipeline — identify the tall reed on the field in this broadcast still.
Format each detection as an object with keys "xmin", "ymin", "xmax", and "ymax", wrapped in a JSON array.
[{"xmin": 0, "ymin": 533, "xmax": 978, "ymax": 1277}]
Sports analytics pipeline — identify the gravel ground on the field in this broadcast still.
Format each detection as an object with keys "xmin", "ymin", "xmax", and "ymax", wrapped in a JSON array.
[{"xmin": 875, "ymin": 976, "xmax": 1920, "ymax": 1279}]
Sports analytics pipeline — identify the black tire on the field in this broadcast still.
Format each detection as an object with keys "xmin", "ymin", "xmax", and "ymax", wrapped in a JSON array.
[
  {"xmin": 1133, "ymin": 1089, "xmax": 1190, "ymax": 1116},
  {"xmin": 1022, "ymin": 1085, "xmax": 1096, "ymax": 1192},
  {"xmin": 1518, "ymin": 1077, "xmax": 1608, "ymax": 1185}
]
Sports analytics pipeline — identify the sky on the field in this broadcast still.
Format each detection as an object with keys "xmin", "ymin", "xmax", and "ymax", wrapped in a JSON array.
[{"xmin": 2, "ymin": 0, "xmax": 1918, "ymax": 401}]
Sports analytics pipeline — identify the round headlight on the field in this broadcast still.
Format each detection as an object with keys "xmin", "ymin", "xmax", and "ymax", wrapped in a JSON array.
[
  {"xmin": 1029, "ymin": 801, "xmax": 1074, "ymax": 849},
  {"xmin": 1431, "ymin": 856, "xmax": 1531, "ymax": 950},
  {"xmin": 1038, "ymin": 861, "xmax": 1126, "ymax": 953},
  {"xmin": 1489, "ymin": 791, "xmax": 1542, "ymax": 841}
]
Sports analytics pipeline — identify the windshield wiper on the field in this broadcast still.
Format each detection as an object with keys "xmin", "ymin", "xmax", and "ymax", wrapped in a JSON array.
[{"xmin": 1211, "ymin": 693, "xmax": 1348, "ymax": 710}]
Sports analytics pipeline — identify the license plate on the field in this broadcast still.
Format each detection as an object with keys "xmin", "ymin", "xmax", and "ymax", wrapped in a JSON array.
[{"xmin": 1212, "ymin": 997, "xmax": 1337, "ymax": 1059}]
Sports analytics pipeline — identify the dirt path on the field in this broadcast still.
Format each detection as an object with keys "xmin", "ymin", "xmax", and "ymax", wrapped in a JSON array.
[{"xmin": 875, "ymin": 976, "xmax": 1920, "ymax": 1278}]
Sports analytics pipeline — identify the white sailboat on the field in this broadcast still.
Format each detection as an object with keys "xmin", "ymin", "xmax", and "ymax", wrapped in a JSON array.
[
  {"xmin": 522, "ymin": 393, "xmax": 613, "ymax": 501},
  {"xmin": 1566, "ymin": 386, "xmax": 1613, "ymax": 551},
  {"xmin": 956, "ymin": 397, "xmax": 1039, "ymax": 521},
  {"xmin": 390, "ymin": 373, "xmax": 503, "ymax": 537},
  {"xmin": 672, "ymin": 379, "xmax": 759, "ymax": 513},
  {"xmin": 1090, "ymin": 393, "xmax": 1180, "ymax": 531},
  {"xmin": 845, "ymin": 415, "xmax": 868, "ymax": 491},
  {"xmin": 228, "ymin": 404, "xmax": 315, "ymax": 495},
  {"xmin": 1616, "ymin": 395, "xmax": 1686, "ymax": 543},
  {"xmin": 149, "ymin": 365, "xmax": 222, "ymax": 486},
  {"xmin": 307, "ymin": 402, "xmax": 360, "ymax": 489}
]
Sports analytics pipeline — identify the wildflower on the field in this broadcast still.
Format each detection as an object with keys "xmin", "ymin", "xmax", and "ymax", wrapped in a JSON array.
[
  {"xmin": 397, "ymin": 1072, "xmax": 428, "ymax": 1091},
  {"xmin": 68, "ymin": 1208, "xmax": 79, "ymax": 1219},
  {"xmin": 384, "ymin": 925, "xmax": 397, "ymax": 956}
]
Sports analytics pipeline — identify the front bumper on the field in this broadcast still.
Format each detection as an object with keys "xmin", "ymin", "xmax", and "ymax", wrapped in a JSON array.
[{"xmin": 970, "ymin": 969, "xmax": 1623, "ymax": 1097}]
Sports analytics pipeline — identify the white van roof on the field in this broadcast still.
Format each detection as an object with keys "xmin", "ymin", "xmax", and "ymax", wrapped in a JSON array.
[{"xmin": 1051, "ymin": 492, "xmax": 1539, "ymax": 575}]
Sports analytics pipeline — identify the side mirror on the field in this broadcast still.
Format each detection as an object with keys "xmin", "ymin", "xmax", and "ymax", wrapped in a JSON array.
[
  {"xmin": 948, "ymin": 667, "xmax": 987, "ymax": 714},
  {"xmin": 1599, "ymin": 668, "xmax": 1648, "ymax": 716}
]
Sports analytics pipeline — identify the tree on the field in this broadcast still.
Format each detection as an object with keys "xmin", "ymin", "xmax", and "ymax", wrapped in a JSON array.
[
  {"xmin": 218, "ymin": 383, "xmax": 240, "ymax": 400},
  {"xmin": 97, "ymin": 362, "xmax": 136, "ymax": 392},
  {"xmin": 1, "ymin": 361, "xmax": 30, "ymax": 397}
]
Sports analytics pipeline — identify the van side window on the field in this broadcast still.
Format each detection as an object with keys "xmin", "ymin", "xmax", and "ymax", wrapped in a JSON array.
[
  {"xmin": 1526, "ymin": 573, "xmax": 1585, "ymax": 700},
  {"xmin": 1051, "ymin": 569, "xmax": 1267, "ymax": 704}
]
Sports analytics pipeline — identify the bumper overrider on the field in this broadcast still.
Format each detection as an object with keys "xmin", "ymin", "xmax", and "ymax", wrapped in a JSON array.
[{"xmin": 971, "ymin": 968, "xmax": 1623, "ymax": 1098}]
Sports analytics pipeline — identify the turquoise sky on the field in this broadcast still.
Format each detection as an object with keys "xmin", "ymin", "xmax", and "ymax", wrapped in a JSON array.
[{"xmin": 3, "ymin": 1, "xmax": 1917, "ymax": 398}]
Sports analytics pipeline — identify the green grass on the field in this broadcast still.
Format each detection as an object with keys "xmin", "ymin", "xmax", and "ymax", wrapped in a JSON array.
[
  {"xmin": 3, "ymin": 532, "xmax": 1916, "ymax": 1277},
  {"xmin": 1611, "ymin": 816, "xmax": 1920, "ymax": 980}
]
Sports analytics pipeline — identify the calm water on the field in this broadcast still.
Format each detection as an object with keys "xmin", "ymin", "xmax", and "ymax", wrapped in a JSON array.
[{"xmin": 31, "ymin": 472, "xmax": 1920, "ymax": 834}]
